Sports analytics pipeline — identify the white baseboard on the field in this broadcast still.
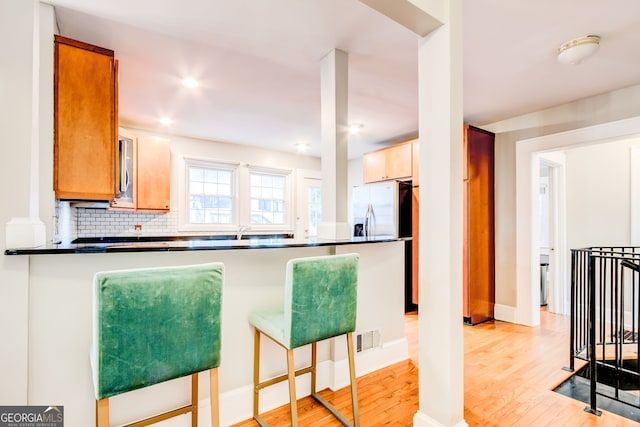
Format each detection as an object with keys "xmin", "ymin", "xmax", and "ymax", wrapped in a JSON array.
[
  {"xmin": 209, "ymin": 337, "xmax": 409, "ymax": 426},
  {"xmin": 494, "ymin": 304, "xmax": 516, "ymax": 323},
  {"xmin": 413, "ymin": 410, "xmax": 469, "ymax": 427}
]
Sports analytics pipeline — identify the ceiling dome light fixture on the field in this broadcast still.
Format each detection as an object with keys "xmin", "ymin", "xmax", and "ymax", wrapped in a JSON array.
[
  {"xmin": 557, "ymin": 35, "xmax": 600, "ymax": 65},
  {"xmin": 182, "ymin": 77, "xmax": 199, "ymax": 88}
]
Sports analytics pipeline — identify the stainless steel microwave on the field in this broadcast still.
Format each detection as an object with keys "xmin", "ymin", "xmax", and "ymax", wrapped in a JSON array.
[{"xmin": 115, "ymin": 135, "xmax": 134, "ymax": 204}]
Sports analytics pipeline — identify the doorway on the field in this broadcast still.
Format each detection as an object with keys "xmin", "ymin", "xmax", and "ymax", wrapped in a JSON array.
[
  {"xmin": 515, "ymin": 116, "xmax": 640, "ymax": 326},
  {"xmin": 296, "ymin": 175, "xmax": 321, "ymax": 239},
  {"xmin": 537, "ymin": 154, "xmax": 567, "ymax": 315}
]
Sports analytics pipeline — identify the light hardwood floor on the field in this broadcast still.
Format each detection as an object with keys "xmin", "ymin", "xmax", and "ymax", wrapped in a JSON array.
[{"xmin": 232, "ymin": 310, "xmax": 637, "ymax": 426}]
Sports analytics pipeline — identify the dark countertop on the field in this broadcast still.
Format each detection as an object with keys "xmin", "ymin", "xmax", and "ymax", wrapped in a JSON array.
[{"xmin": 4, "ymin": 235, "xmax": 406, "ymax": 255}]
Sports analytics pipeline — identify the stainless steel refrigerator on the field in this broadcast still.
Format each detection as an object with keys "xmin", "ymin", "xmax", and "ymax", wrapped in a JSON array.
[
  {"xmin": 352, "ymin": 180, "xmax": 415, "ymax": 312},
  {"xmin": 352, "ymin": 180, "xmax": 412, "ymax": 239}
]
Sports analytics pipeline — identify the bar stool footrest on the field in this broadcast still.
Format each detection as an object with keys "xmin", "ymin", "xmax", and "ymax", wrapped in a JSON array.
[
  {"xmin": 311, "ymin": 392, "xmax": 354, "ymax": 427},
  {"xmin": 124, "ymin": 404, "xmax": 195, "ymax": 427}
]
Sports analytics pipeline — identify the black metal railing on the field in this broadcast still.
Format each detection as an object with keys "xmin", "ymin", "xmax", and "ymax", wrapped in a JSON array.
[{"xmin": 569, "ymin": 247, "xmax": 640, "ymax": 415}]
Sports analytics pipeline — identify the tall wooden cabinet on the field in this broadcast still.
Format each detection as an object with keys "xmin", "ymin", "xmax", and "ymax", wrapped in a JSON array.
[
  {"xmin": 463, "ymin": 125, "xmax": 495, "ymax": 325},
  {"xmin": 54, "ymin": 35, "xmax": 116, "ymax": 200}
]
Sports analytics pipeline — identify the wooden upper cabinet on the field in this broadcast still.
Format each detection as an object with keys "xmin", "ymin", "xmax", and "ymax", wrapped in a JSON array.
[
  {"xmin": 363, "ymin": 142, "xmax": 413, "ymax": 183},
  {"xmin": 136, "ymin": 136, "xmax": 170, "ymax": 212},
  {"xmin": 54, "ymin": 35, "xmax": 116, "ymax": 200}
]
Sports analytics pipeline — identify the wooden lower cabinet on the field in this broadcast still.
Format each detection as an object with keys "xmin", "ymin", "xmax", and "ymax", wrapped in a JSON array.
[{"xmin": 463, "ymin": 125, "xmax": 495, "ymax": 325}]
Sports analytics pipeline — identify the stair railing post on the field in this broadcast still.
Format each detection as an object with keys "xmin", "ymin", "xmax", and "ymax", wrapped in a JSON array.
[{"xmin": 584, "ymin": 250, "xmax": 602, "ymax": 416}]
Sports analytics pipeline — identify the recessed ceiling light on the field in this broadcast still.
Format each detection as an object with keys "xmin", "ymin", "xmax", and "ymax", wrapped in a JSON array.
[
  {"xmin": 160, "ymin": 117, "xmax": 173, "ymax": 126},
  {"xmin": 295, "ymin": 142, "xmax": 309, "ymax": 152},
  {"xmin": 349, "ymin": 124, "xmax": 363, "ymax": 134},
  {"xmin": 182, "ymin": 78, "xmax": 199, "ymax": 88}
]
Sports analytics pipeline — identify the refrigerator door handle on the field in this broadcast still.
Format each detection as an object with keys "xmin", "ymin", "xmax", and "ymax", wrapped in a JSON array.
[{"xmin": 364, "ymin": 203, "xmax": 376, "ymax": 237}]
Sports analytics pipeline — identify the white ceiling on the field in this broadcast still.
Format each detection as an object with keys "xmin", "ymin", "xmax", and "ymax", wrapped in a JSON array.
[{"xmin": 43, "ymin": 0, "xmax": 640, "ymax": 158}]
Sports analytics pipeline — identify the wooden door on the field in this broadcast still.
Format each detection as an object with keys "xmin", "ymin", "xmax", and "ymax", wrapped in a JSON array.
[
  {"xmin": 54, "ymin": 35, "xmax": 115, "ymax": 200},
  {"xmin": 136, "ymin": 136, "xmax": 170, "ymax": 212}
]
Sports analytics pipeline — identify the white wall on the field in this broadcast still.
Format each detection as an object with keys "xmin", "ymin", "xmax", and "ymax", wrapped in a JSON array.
[{"xmin": 565, "ymin": 139, "xmax": 640, "ymax": 249}]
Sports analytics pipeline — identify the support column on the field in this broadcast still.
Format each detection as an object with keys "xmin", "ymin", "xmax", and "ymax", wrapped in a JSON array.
[
  {"xmin": 358, "ymin": 1, "xmax": 465, "ymax": 426},
  {"xmin": 415, "ymin": 1, "xmax": 465, "ymax": 425},
  {"xmin": 2, "ymin": 0, "xmax": 48, "ymax": 248},
  {"xmin": 0, "ymin": 0, "xmax": 55, "ymax": 403},
  {"xmin": 317, "ymin": 49, "xmax": 351, "ymax": 240}
]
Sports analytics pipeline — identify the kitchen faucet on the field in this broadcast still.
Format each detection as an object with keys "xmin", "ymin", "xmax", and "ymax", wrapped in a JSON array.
[{"xmin": 237, "ymin": 225, "xmax": 250, "ymax": 240}]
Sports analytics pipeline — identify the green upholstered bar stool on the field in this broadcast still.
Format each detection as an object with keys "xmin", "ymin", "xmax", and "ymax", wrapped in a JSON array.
[
  {"xmin": 91, "ymin": 263, "xmax": 224, "ymax": 427},
  {"xmin": 249, "ymin": 253, "xmax": 360, "ymax": 427}
]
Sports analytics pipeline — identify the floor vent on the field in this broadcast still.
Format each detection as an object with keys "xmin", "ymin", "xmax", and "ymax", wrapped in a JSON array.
[{"xmin": 356, "ymin": 330, "xmax": 380, "ymax": 352}]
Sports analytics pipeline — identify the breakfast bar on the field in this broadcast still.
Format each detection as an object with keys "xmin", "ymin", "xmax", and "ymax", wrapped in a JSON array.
[{"xmin": 5, "ymin": 236, "xmax": 408, "ymax": 426}]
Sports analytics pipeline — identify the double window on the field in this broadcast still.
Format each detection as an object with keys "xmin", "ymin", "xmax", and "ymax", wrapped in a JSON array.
[{"xmin": 182, "ymin": 157, "xmax": 291, "ymax": 232}]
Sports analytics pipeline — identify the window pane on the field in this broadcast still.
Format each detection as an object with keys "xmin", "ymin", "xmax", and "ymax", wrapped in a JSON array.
[
  {"xmin": 190, "ymin": 168, "xmax": 203, "ymax": 181},
  {"xmin": 249, "ymin": 171, "xmax": 286, "ymax": 225},
  {"xmin": 204, "ymin": 182, "xmax": 216, "ymax": 194},
  {"xmin": 204, "ymin": 169, "xmax": 217, "ymax": 182},
  {"xmin": 190, "ymin": 181, "xmax": 204, "ymax": 194},
  {"xmin": 188, "ymin": 165, "xmax": 235, "ymax": 225},
  {"xmin": 190, "ymin": 209, "xmax": 204, "ymax": 224},
  {"xmin": 219, "ymin": 183, "xmax": 231, "ymax": 196}
]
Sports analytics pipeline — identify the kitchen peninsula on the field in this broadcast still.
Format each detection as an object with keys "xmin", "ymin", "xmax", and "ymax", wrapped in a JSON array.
[{"xmin": 5, "ymin": 236, "xmax": 408, "ymax": 426}]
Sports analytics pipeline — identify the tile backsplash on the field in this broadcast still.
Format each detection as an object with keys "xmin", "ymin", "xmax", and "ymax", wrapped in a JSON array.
[
  {"xmin": 55, "ymin": 200, "xmax": 181, "ymax": 242},
  {"xmin": 76, "ymin": 208, "xmax": 179, "ymax": 238}
]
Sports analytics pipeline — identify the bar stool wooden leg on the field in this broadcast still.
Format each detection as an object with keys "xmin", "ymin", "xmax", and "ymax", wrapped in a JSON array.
[
  {"xmin": 209, "ymin": 368, "xmax": 219, "ymax": 427},
  {"xmin": 347, "ymin": 332, "xmax": 359, "ymax": 427},
  {"xmin": 311, "ymin": 341, "xmax": 317, "ymax": 394},
  {"xmin": 96, "ymin": 398, "xmax": 109, "ymax": 427},
  {"xmin": 191, "ymin": 373, "xmax": 199, "ymax": 427},
  {"xmin": 286, "ymin": 348, "xmax": 298, "ymax": 425},
  {"xmin": 253, "ymin": 329, "xmax": 261, "ymax": 421}
]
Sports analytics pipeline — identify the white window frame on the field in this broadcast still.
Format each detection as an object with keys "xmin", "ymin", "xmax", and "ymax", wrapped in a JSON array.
[
  {"xmin": 179, "ymin": 156, "xmax": 240, "ymax": 233},
  {"xmin": 243, "ymin": 165, "xmax": 294, "ymax": 233}
]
